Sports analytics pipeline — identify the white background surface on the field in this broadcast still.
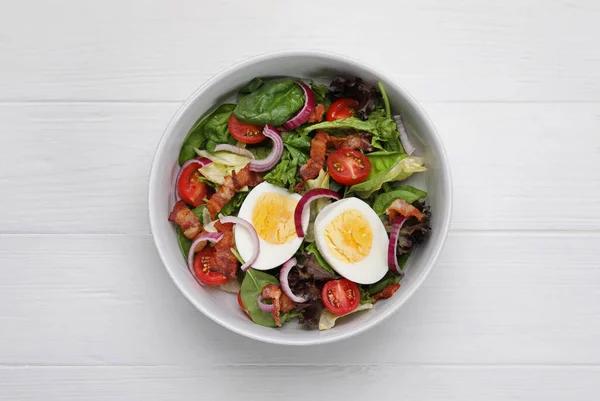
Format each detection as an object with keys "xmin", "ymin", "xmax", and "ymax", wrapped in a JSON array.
[{"xmin": 1, "ymin": 0, "xmax": 599, "ymax": 399}]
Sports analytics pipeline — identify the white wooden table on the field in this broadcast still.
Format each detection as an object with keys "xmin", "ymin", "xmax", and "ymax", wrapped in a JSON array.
[{"xmin": 1, "ymin": 1, "xmax": 599, "ymax": 399}]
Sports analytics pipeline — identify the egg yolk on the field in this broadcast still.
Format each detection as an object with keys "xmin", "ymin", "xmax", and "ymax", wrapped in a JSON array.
[
  {"xmin": 324, "ymin": 209, "xmax": 373, "ymax": 263},
  {"xmin": 252, "ymin": 193, "xmax": 298, "ymax": 244}
]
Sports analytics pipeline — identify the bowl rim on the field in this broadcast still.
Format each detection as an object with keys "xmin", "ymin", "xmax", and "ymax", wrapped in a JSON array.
[{"xmin": 148, "ymin": 50, "xmax": 452, "ymax": 345}]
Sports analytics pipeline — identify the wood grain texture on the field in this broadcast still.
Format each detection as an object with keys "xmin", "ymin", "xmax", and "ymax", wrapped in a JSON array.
[
  {"xmin": 0, "ymin": 102, "xmax": 598, "ymax": 234},
  {"xmin": 1, "ymin": 365, "xmax": 599, "ymax": 401},
  {"xmin": 0, "ymin": 0, "xmax": 598, "ymax": 102},
  {"xmin": 0, "ymin": 233, "xmax": 598, "ymax": 366}
]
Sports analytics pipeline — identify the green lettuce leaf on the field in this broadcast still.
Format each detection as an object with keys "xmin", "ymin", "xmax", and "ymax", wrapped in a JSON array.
[
  {"xmin": 263, "ymin": 131, "xmax": 311, "ymax": 190},
  {"xmin": 319, "ymin": 303, "xmax": 373, "ymax": 331},
  {"xmin": 372, "ymin": 186, "xmax": 428, "ymax": 215},
  {"xmin": 299, "ymin": 109, "xmax": 403, "ymax": 152},
  {"xmin": 350, "ymin": 152, "xmax": 427, "ymax": 198},
  {"xmin": 194, "ymin": 149, "xmax": 252, "ymax": 185},
  {"xmin": 304, "ymin": 242, "xmax": 336, "ymax": 276}
]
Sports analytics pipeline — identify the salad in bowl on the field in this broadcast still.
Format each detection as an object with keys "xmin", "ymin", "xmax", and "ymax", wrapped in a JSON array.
[{"xmin": 167, "ymin": 75, "xmax": 431, "ymax": 331}]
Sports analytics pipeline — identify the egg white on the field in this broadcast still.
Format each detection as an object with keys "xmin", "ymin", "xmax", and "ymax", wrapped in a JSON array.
[
  {"xmin": 314, "ymin": 197, "xmax": 388, "ymax": 284},
  {"xmin": 235, "ymin": 182, "xmax": 310, "ymax": 271}
]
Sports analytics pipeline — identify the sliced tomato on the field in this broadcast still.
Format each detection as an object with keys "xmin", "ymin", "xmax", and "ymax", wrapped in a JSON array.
[
  {"xmin": 193, "ymin": 247, "xmax": 231, "ymax": 286},
  {"xmin": 177, "ymin": 163, "xmax": 213, "ymax": 207},
  {"xmin": 326, "ymin": 98, "xmax": 359, "ymax": 121},
  {"xmin": 228, "ymin": 114, "xmax": 266, "ymax": 144},
  {"xmin": 238, "ymin": 292, "xmax": 251, "ymax": 319},
  {"xmin": 326, "ymin": 148, "xmax": 371, "ymax": 185},
  {"xmin": 322, "ymin": 279, "xmax": 360, "ymax": 315}
]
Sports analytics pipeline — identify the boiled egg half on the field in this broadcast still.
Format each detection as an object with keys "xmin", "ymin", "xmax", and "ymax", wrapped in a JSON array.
[
  {"xmin": 235, "ymin": 182, "xmax": 309, "ymax": 271},
  {"xmin": 314, "ymin": 197, "xmax": 388, "ymax": 284}
]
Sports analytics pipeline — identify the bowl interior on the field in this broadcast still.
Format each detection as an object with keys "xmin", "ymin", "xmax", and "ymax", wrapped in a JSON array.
[{"xmin": 149, "ymin": 51, "xmax": 451, "ymax": 345}]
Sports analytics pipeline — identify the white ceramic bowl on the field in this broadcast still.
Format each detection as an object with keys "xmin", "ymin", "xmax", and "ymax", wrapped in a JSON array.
[{"xmin": 149, "ymin": 50, "xmax": 452, "ymax": 345}]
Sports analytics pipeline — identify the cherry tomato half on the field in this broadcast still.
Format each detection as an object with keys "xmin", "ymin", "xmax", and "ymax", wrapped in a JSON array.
[
  {"xmin": 177, "ymin": 163, "xmax": 213, "ymax": 207},
  {"xmin": 193, "ymin": 247, "xmax": 231, "ymax": 286},
  {"xmin": 322, "ymin": 279, "xmax": 360, "ymax": 315},
  {"xmin": 228, "ymin": 114, "xmax": 266, "ymax": 144},
  {"xmin": 326, "ymin": 148, "xmax": 371, "ymax": 185},
  {"xmin": 326, "ymin": 98, "xmax": 359, "ymax": 121}
]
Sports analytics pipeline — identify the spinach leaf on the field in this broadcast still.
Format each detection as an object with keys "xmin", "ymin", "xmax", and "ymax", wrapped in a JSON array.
[
  {"xmin": 176, "ymin": 227, "xmax": 192, "ymax": 258},
  {"xmin": 178, "ymin": 111, "xmax": 213, "ymax": 165},
  {"xmin": 233, "ymin": 79, "xmax": 305, "ymax": 126},
  {"xmin": 240, "ymin": 269, "xmax": 280, "ymax": 327},
  {"xmin": 220, "ymin": 191, "xmax": 248, "ymax": 216},
  {"xmin": 365, "ymin": 271, "xmax": 403, "ymax": 295},
  {"xmin": 350, "ymin": 151, "xmax": 426, "ymax": 198},
  {"xmin": 238, "ymin": 78, "xmax": 264, "ymax": 95},
  {"xmin": 203, "ymin": 104, "xmax": 236, "ymax": 152},
  {"xmin": 310, "ymin": 83, "xmax": 331, "ymax": 109},
  {"xmin": 304, "ymin": 242, "xmax": 336, "ymax": 276},
  {"xmin": 372, "ymin": 186, "xmax": 428, "ymax": 215}
]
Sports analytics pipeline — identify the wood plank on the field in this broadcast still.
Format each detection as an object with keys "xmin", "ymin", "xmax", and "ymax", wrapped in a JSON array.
[
  {"xmin": 0, "ymin": 102, "xmax": 598, "ymax": 233},
  {"xmin": 0, "ymin": 0, "xmax": 598, "ymax": 102},
  {"xmin": 0, "ymin": 233, "xmax": 598, "ymax": 366},
  {"xmin": 0, "ymin": 365, "xmax": 598, "ymax": 401}
]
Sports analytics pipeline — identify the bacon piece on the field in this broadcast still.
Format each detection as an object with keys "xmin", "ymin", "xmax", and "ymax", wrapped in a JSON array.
[
  {"xmin": 261, "ymin": 284, "xmax": 295, "ymax": 327},
  {"xmin": 232, "ymin": 164, "xmax": 263, "ymax": 188},
  {"xmin": 299, "ymin": 130, "xmax": 328, "ymax": 182},
  {"xmin": 386, "ymin": 199, "xmax": 426, "ymax": 224},
  {"xmin": 372, "ymin": 283, "xmax": 401, "ymax": 301},
  {"xmin": 209, "ymin": 221, "xmax": 238, "ymax": 279},
  {"xmin": 306, "ymin": 103, "xmax": 326, "ymax": 123},
  {"xmin": 168, "ymin": 200, "xmax": 202, "ymax": 240},
  {"xmin": 328, "ymin": 133, "xmax": 374, "ymax": 152},
  {"xmin": 207, "ymin": 164, "xmax": 263, "ymax": 219}
]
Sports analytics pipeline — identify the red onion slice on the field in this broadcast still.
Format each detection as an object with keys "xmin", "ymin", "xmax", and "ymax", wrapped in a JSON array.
[
  {"xmin": 279, "ymin": 257, "xmax": 307, "ymax": 303},
  {"xmin": 388, "ymin": 217, "xmax": 407, "ymax": 275},
  {"xmin": 219, "ymin": 216, "xmax": 259, "ymax": 271},
  {"xmin": 257, "ymin": 295, "xmax": 274, "ymax": 312},
  {"xmin": 214, "ymin": 144, "xmax": 255, "ymax": 159},
  {"xmin": 294, "ymin": 189, "xmax": 341, "ymax": 238},
  {"xmin": 281, "ymin": 81, "xmax": 315, "ymax": 131},
  {"xmin": 393, "ymin": 114, "xmax": 416, "ymax": 156},
  {"xmin": 175, "ymin": 157, "xmax": 213, "ymax": 201},
  {"xmin": 187, "ymin": 231, "xmax": 224, "ymax": 286},
  {"xmin": 249, "ymin": 125, "xmax": 284, "ymax": 172}
]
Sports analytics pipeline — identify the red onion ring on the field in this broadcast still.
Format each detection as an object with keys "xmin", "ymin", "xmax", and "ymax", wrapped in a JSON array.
[
  {"xmin": 257, "ymin": 295, "xmax": 274, "ymax": 312},
  {"xmin": 175, "ymin": 157, "xmax": 213, "ymax": 201},
  {"xmin": 388, "ymin": 217, "xmax": 407, "ymax": 275},
  {"xmin": 187, "ymin": 232, "xmax": 224, "ymax": 286},
  {"xmin": 393, "ymin": 114, "xmax": 416, "ymax": 156},
  {"xmin": 279, "ymin": 257, "xmax": 307, "ymax": 303},
  {"xmin": 219, "ymin": 216, "xmax": 259, "ymax": 271},
  {"xmin": 213, "ymin": 144, "xmax": 255, "ymax": 159},
  {"xmin": 281, "ymin": 81, "xmax": 315, "ymax": 131},
  {"xmin": 294, "ymin": 188, "xmax": 341, "ymax": 238},
  {"xmin": 249, "ymin": 125, "xmax": 283, "ymax": 172}
]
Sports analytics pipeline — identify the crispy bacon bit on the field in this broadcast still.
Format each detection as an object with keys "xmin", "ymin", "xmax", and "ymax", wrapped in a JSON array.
[
  {"xmin": 328, "ymin": 133, "xmax": 374, "ymax": 152},
  {"xmin": 168, "ymin": 200, "xmax": 202, "ymax": 239},
  {"xmin": 210, "ymin": 221, "xmax": 238, "ymax": 279},
  {"xmin": 372, "ymin": 283, "xmax": 401, "ymax": 301},
  {"xmin": 207, "ymin": 164, "xmax": 263, "ymax": 219},
  {"xmin": 386, "ymin": 199, "xmax": 426, "ymax": 224},
  {"xmin": 261, "ymin": 284, "xmax": 295, "ymax": 327},
  {"xmin": 299, "ymin": 130, "xmax": 328, "ymax": 182},
  {"xmin": 306, "ymin": 103, "xmax": 326, "ymax": 123}
]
